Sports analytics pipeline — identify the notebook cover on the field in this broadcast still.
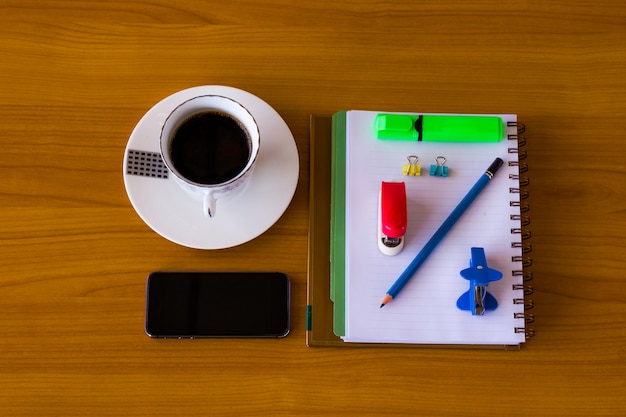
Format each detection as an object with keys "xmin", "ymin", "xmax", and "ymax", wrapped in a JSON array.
[
  {"xmin": 306, "ymin": 114, "xmax": 345, "ymax": 346},
  {"xmin": 305, "ymin": 114, "xmax": 529, "ymax": 349}
]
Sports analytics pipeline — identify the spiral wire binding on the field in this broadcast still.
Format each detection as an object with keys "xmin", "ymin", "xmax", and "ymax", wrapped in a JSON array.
[{"xmin": 508, "ymin": 122, "xmax": 534, "ymax": 340}]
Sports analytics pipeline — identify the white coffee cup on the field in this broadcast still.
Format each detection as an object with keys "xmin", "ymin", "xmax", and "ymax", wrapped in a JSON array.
[{"xmin": 159, "ymin": 95, "xmax": 260, "ymax": 218}]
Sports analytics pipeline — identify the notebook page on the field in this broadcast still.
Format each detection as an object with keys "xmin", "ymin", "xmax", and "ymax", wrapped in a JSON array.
[{"xmin": 343, "ymin": 111, "xmax": 525, "ymax": 345}]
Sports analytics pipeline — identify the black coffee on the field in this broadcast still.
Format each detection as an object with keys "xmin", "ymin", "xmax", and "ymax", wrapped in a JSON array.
[{"xmin": 170, "ymin": 111, "xmax": 252, "ymax": 185}]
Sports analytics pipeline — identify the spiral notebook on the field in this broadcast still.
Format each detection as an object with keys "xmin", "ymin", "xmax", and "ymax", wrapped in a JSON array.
[{"xmin": 306, "ymin": 111, "xmax": 534, "ymax": 348}]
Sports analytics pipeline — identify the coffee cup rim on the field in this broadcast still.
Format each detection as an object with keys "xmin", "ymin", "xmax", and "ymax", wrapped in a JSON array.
[{"xmin": 159, "ymin": 94, "xmax": 260, "ymax": 189}]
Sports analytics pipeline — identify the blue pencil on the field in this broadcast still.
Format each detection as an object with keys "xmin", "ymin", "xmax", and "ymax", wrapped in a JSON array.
[{"xmin": 380, "ymin": 157, "xmax": 504, "ymax": 307}]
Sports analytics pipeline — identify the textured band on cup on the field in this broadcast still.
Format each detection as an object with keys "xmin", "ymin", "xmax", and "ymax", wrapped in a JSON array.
[{"xmin": 126, "ymin": 149, "xmax": 169, "ymax": 179}]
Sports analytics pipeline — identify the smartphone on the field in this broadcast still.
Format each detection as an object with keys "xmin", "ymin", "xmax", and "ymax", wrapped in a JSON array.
[{"xmin": 145, "ymin": 272, "xmax": 290, "ymax": 338}]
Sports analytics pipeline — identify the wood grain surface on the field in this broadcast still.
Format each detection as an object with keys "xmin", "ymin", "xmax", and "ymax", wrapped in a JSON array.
[{"xmin": 1, "ymin": 1, "xmax": 625, "ymax": 415}]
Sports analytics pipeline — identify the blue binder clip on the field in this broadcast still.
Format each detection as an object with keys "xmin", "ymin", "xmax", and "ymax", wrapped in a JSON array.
[
  {"xmin": 429, "ymin": 156, "xmax": 449, "ymax": 177},
  {"xmin": 456, "ymin": 247, "xmax": 503, "ymax": 315}
]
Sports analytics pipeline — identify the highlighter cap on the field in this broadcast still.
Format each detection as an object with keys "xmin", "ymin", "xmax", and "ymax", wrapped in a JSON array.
[{"xmin": 375, "ymin": 114, "xmax": 419, "ymax": 141}]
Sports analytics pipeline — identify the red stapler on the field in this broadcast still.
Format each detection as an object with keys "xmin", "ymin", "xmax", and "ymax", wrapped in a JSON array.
[{"xmin": 378, "ymin": 181, "xmax": 407, "ymax": 256}]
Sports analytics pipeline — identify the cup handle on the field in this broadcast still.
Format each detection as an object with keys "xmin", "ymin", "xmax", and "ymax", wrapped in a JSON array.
[{"xmin": 203, "ymin": 191, "xmax": 217, "ymax": 218}]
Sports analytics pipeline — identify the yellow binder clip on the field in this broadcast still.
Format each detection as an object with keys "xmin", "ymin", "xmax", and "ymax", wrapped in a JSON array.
[{"xmin": 402, "ymin": 155, "xmax": 421, "ymax": 176}]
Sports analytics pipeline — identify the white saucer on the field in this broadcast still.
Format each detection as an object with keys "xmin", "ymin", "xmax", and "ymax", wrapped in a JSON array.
[{"xmin": 123, "ymin": 86, "xmax": 299, "ymax": 249}]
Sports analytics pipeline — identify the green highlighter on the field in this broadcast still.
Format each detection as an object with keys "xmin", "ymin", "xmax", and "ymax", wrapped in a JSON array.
[{"xmin": 375, "ymin": 114, "xmax": 504, "ymax": 142}]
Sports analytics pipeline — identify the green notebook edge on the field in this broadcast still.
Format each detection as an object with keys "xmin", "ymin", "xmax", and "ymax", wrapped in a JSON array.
[
  {"xmin": 331, "ymin": 111, "xmax": 347, "ymax": 337},
  {"xmin": 306, "ymin": 114, "xmax": 346, "ymax": 346}
]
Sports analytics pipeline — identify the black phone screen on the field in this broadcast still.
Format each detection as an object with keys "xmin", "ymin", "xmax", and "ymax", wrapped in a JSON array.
[{"xmin": 145, "ymin": 272, "xmax": 290, "ymax": 338}]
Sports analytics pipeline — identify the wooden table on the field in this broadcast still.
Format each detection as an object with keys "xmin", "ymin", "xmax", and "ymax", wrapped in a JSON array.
[{"xmin": 2, "ymin": 1, "xmax": 625, "ymax": 415}]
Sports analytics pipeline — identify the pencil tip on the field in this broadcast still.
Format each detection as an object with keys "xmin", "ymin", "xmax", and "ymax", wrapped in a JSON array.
[{"xmin": 380, "ymin": 294, "xmax": 393, "ymax": 308}]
